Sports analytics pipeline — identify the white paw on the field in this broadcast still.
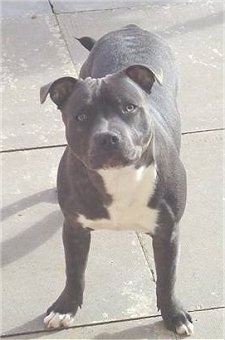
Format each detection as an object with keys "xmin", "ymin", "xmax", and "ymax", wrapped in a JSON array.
[
  {"xmin": 176, "ymin": 320, "xmax": 194, "ymax": 336},
  {"xmin": 44, "ymin": 311, "xmax": 74, "ymax": 329}
]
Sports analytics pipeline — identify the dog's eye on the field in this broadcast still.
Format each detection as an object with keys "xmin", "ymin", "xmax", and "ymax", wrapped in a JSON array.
[
  {"xmin": 123, "ymin": 104, "xmax": 136, "ymax": 114},
  {"xmin": 76, "ymin": 113, "xmax": 87, "ymax": 122}
]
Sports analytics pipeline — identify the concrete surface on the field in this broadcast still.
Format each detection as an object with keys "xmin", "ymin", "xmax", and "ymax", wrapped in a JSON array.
[
  {"xmin": 1, "ymin": 11, "xmax": 74, "ymax": 151},
  {"xmin": 1, "ymin": 0, "xmax": 224, "ymax": 339},
  {"xmin": 12, "ymin": 308, "xmax": 225, "ymax": 339},
  {"xmin": 1, "ymin": 0, "xmax": 52, "ymax": 17},
  {"xmin": 49, "ymin": 0, "xmax": 152, "ymax": 13}
]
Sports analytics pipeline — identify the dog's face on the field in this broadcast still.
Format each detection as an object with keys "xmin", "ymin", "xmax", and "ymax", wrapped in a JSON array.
[{"xmin": 40, "ymin": 65, "xmax": 160, "ymax": 170}]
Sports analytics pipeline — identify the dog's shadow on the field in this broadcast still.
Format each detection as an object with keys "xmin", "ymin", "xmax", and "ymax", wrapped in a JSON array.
[
  {"xmin": 4, "ymin": 319, "xmax": 175, "ymax": 339},
  {"xmin": 94, "ymin": 320, "xmax": 174, "ymax": 339},
  {"xmin": 1, "ymin": 188, "xmax": 58, "ymax": 221},
  {"xmin": 2, "ymin": 314, "xmax": 63, "ymax": 339},
  {"xmin": 1, "ymin": 188, "xmax": 63, "ymax": 267}
]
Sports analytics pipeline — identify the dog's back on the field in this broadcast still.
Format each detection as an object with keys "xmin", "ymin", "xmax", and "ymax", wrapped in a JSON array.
[{"xmin": 79, "ymin": 25, "xmax": 178, "ymax": 96}]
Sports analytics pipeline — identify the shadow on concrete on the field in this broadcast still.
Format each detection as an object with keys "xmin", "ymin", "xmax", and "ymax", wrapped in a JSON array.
[
  {"xmin": 94, "ymin": 320, "xmax": 173, "ymax": 339},
  {"xmin": 1, "ymin": 313, "xmax": 57, "ymax": 338},
  {"xmin": 1, "ymin": 188, "xmax": 62, "ymax": 267},
  {"xmin": 2, "ymin": 209, "xmax": 63, "ymax": 267},
  {"xmin": 1, "ymin": 188, "xmax": 58, "ymax": 221},
  {"xmin": 3, "ymin": 319, "xmax": 173, "ymax": 339},
  {"xmin": 157, "ymin": 10, "xmax": 224, "ymax": 37}
]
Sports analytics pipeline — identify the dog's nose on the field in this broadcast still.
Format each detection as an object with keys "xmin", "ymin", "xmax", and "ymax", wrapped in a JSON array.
[{"xmin": 95, "ymin": 133, "xmax": 120, "ymax": 148}]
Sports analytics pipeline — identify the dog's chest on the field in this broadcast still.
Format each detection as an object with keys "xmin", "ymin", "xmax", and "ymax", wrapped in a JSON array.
[{"xmin": 78, "ymin": 165, "xmax": 158, "ymax": 233}]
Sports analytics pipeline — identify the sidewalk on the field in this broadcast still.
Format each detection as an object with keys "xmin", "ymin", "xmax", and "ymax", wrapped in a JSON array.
[{"xmin": 1, "ymin": 0, "xmax": 224, "ymax": 339}]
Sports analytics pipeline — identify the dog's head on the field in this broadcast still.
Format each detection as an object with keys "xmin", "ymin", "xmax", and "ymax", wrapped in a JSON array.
[{"xmin": 40, "ymin": 65, "xmax": 162, "ymax": 170}]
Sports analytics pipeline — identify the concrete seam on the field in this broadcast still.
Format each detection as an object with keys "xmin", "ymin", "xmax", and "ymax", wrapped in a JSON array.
[
  {"xmin": 47, "ymin": 0, "xmax": 55, "ymax": 14},
  {"xmin": 0, "ymin": 144, "xmax": 67, "ymax": 154},
  {"xmin": 1, "ymin": 128, "xmax": 223, "ymax": 154},
  {"xmin": 182, "ymin": 127, "xmax": 224, "ymax": 135},
  {"xmin": 136, "ymin": 232, "xmax": 156, "ymax": 283},
  {"xmin": 1, "ymin": 307, "xmax": 224, "ymax": 338},
  {"xmin": 50, "ymin": 5, "xmax": 151, "ymax": 16},
  {"xmin": 52, "ymin": 12, "xmax": 79, "ymax": 77}
]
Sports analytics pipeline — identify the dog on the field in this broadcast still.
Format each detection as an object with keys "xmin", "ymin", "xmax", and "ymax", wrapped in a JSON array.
[{"xmin": 40, "ymin": 24, "xmax": 193, "ymax": 336}]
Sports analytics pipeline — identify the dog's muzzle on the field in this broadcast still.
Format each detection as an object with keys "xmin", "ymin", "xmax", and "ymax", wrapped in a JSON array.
[{"xmin": 88, "ymin": 132, "xmax": 137, "ymax": 169}]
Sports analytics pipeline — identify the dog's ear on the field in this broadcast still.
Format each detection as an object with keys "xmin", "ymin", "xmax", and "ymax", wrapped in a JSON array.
[
  {"xmin": 75, "ymin": 36, "xmax": 96, "ymax": 51},
  {"xmin": 124, "ymin": 65, "xmax": 163, "ymax": 93},
  {"xmin": 40, "ymin": 77, "xmax": 78, "ymax": 108}
]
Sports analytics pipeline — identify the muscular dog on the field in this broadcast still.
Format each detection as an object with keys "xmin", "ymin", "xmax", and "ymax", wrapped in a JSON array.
[{"xmin": 40, "ymin": 24, "xmax": 193, "ymax": 336}]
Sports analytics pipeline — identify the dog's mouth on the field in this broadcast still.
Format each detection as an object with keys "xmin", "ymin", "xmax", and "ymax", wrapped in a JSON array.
[{"xmin": 87, "ymin": 148, "xmax": 142, "ymax": 170}]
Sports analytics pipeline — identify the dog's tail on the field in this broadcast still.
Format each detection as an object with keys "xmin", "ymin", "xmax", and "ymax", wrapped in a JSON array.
[{"xmin": 75, "ymin": 36, "xmax": 96, "ymax": 51}]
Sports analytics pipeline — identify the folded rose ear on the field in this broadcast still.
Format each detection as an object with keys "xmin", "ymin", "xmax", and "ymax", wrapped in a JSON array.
[
  {"xmin": 124, "ymin": 65, "xmax": 163, "ymax": 93},
  {"xmin": 40, "ymin": 76, "xmax": 78, "ymax": 108}
]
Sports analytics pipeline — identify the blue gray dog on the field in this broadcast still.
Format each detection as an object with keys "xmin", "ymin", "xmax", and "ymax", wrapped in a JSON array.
[{"xmin": 40, "ymin": 24, "xmax": 193, "ymax": 336}]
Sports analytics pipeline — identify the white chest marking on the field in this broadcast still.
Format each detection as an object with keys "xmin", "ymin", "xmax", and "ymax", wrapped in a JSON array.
[{"xmin": 78, "ymin": 165, "xmax": 158, "ymax": 233}]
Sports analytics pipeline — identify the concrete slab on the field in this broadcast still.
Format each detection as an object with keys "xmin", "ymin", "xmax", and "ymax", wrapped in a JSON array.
[
  {"xmin": 1, "ymin": 0, "xmax": 52, "ymax": 18},
  {"xmin": 138, "ymin": 130, "xmax": 224, "ymax": 311},
  {"xmin": 1, "ymin": 14, "xmax": 76, "ymax": 151},
  {"xmin": 11, "ymin": 308, "xmax": 225, "ymax": 339},
  {"xmin": 1, "ymin": 148, "xmax": 157, "ymax": 336},
  {"xmin": 50, "ymin": 0, "xmax": 152, "ymax": 13},
  {"xmin": 57, "ymin": 1, "xmax": 223, "ymax": 132},
  {"xmin": 13, "ymin": 317, "xmax": 176, "ymax": 339},
  {"xmin": 177, "ymin": 309, "xmax": 225, "ymax": 340}
]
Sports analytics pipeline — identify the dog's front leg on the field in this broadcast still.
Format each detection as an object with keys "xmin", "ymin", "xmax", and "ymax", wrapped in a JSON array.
[
  {"xmin": 152, "ymin": 224, "xmax": 193, "ymax": 336},
  {"xmin": 44, "ymin": 220, "xmax": 91, "ymax": 329}
]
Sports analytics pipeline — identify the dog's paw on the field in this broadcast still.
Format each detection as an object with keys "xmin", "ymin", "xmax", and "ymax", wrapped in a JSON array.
[
  {"xmin": 172, "ymin": 311, "xmax": 194, "ymax": 336},
  {"xmin": 44, "ymin": 311, "xmax": 74, "ymax": 329},
  {"xmin": 161, "ymin": 301, "xmax": 194, "ymax": 337},
  {"xmin": 44, "ymin": 288, "xmax": 81, "ymax": 329}
]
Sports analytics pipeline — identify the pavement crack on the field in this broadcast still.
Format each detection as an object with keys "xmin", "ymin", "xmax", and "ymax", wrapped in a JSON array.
[
  {"xmin": 48, "ymin": 0, "xmax": 55, "ymax": 14},
  {"xmin": 136, "ymin": 233, "xmax": 156, "ymax": 283},
  {"xmin": 181, "ymin": 127, "xmax": 224, "ymax": 135},
  {"xmin": 1, "ymin": 127, "xmax": 223, "ymax": 154},
  {"xmin": 56, "ymin": 6, "xmax": 146, "ymax": 15},
  {"xmin": 188, "ymin": 306, "xmax": 225, "ymax": 313},
  {"xmin": 53, "ymin": 13, "xmax": 79, "ymax": 77},
  {"xmin": 0, "ymin": 144, "xmax": 67, "ymax": 154},
  {"xmin": 2, "ymin": 307, "xmax": 224, "ymax": 338}
]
